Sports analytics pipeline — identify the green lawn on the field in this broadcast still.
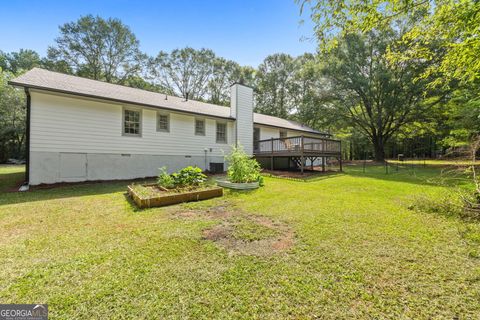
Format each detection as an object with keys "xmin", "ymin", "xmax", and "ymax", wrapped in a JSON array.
[
  {"xmin": 0, "ymin": 164, "xmax": 479, "ymax": 319},
  {"xmin": 388, "ymin": 159, "xmax": 477, "ymax": 166}
]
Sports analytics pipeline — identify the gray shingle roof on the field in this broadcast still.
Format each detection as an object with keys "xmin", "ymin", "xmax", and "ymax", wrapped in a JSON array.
[{"xmin": 10, "ymin": 68, "xmax": 327, "ymax": 135}]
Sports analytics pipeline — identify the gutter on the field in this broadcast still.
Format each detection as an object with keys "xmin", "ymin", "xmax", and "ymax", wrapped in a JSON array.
[{"xmin": 19, "ymin": 88, "xmax": 31, "ymax": 191}]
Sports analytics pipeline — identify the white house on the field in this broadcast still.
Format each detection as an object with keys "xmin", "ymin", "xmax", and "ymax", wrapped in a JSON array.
[{"xmin": 10, "ymin": 68, "xmax": 339, "ymax": 186}]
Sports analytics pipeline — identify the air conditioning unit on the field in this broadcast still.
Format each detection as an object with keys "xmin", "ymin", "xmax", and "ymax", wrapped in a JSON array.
[{"xmin": 209, "ymin": 162, "xmax": 224, "ymax": 174}]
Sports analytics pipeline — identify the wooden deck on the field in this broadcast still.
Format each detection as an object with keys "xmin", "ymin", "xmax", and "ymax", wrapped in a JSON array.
[{"xmin": 253, "ymin": 135, "xmax": 342, "ymax": 173}]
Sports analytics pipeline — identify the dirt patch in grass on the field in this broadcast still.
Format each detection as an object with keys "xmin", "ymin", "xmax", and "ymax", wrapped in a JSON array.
[
  {"xmin": 171, "ymin": 201, "xmax": 234, "ymax": 220},
  {"xmin": 202, "ymin": 214, "xmax": 294, "ymax": 256},
  {"xmin": 172, "ymin": 202, "xmax": 294, "ymax": 256}
]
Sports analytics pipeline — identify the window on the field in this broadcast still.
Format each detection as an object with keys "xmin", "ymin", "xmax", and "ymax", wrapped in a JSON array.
[
  {"xmin": 280, "ymin": 130, "xmax": 288, "ymax": 139},
  {"xmin": 195, "ymin": 119, "xmax": 205, "ymax": 136},
  {"xmin": 123, "ymin": 108, "xmax": 141, "ymax": 136},
  {"xmin": 157, "ymin": 113, "xmax": 169, "ymax": 132},
  {"xmin": 216, "ymin": 122, "xmax": 227, "ymax": 143}
]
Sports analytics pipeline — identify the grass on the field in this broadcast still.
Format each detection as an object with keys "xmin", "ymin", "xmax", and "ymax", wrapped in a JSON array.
[
  {"xmin": 128, "ymin": 184, "xmax": 159, "ymax": 198},
  {"xmin": 388, "ymin": 159, "xmax": 478, "ymax": 166},
  {"xmin": 0, "ymin": 165, "xmax": 25, "ymax": 192},
  {"xmin": 230, "ymin": 216, "xmax": 279, "ymax": 242},
  {"xmin": 0, "ymin": 163, "xmax": 480, "ymax": 318}
]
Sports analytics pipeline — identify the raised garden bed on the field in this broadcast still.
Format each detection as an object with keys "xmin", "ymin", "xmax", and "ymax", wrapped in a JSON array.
[
  {"xmin": 216, "ymin": 179, "xmax": 259, "ymax": 190},
  {"xmin": 128, "ymin": 184, "xmax": 223, "ymax": 208}
]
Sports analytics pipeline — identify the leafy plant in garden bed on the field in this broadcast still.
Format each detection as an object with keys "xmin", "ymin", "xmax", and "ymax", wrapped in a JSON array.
[
  {"xmin": 217, "ymin": 146, "xmax": 264, "ymax": 190},
  {"xmin": 158, "ymin": 166, "xmax": 207, "ymax": 190}
]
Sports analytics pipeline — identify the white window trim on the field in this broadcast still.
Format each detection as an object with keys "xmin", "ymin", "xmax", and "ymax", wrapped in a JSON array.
[
  {"xmin": 216, "ymin": 121, "xmax": 227, "ymax": 144},
  {"xmin": 122, "ymin": 106, "xmax": 142, "ymax": 137},
  {"xmin": 195, "ymin": 118, "xmax": 206, "ymax": 136},
  {"xmin": 157, "ymin": 112, "xmax": 170, "ymax": 132}
]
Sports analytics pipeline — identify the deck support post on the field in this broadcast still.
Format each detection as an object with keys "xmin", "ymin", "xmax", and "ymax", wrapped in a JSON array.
[
  {"xmin": 322, "ymin": 157, "xmax": 326, "ymax": 172},
  {"xmin": 300, "ymin": 135, "xmax": 305, "ymax": 174},
  {"xmin": 270, "ymin": 137, "xmax": 274, "ymax": 170}
]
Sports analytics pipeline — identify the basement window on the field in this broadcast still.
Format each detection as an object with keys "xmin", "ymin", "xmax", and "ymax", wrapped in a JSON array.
[
  {"xmin": 195, "ymin": 119, "xmax": 205, "ymax": 136},
  {"xmin": 216, "ymin": 122, "xmax": 227, "ymax": 144},
  {"xmin": 157, "ymin": 113, "xmax": 170, "ymax": 132},
  {"xmin": 123, "ymin": 108, "xmax": 141, "ymax": 136}
]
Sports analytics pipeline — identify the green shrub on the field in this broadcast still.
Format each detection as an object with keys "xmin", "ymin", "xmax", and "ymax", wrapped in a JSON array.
[
  {"xmin": 226, "ymin": 146, "xmax": 263, "ymax": 184},
  {"xmin": 157, "ymin": 166, "xmax": 207, "ymax": 189},
  {"xmin": 408, "ymin": 192, "xmax": 463, "ymax": 218},
  {"xmin": 408, "ymin": 190, "xmax": 480, "ymax": 221}
]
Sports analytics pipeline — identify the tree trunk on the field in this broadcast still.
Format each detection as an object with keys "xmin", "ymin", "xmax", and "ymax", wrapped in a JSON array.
[
  {"xmin": 349, "ymin": 140, "xmax": 354, "ymax": 161},
  {"xmin": 372, "ymin": 136, "xmax": 386, "ymax": 162}
]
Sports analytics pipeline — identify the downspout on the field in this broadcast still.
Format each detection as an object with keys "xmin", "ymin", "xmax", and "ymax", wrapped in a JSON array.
[
  {"xmin": 20, "ymin": 88, "xmax": 31, "ymax": 190},
  {"xmin": 235, "ymin": 84, "xmax": 238, "ymax": 148}
]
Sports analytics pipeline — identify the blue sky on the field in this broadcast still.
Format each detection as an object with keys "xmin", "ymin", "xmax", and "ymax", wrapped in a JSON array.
[{"xmin": 0, "ymin": 0, "xmax": 317, "ymax": 67}]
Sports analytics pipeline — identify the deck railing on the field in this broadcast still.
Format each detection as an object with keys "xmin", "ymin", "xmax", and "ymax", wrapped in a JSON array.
[{"xmin": 254, "ymin": 135, "xmax": 341, "ymax": 155}]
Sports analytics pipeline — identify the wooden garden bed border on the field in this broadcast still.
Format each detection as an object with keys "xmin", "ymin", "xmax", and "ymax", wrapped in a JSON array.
[{"xmin": 128, "ymin": 184, "xmax": 223, "ymax": 208}]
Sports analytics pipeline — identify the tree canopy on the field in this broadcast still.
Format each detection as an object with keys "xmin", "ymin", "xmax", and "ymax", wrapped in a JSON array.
[
  {"xmin": 150, "ymin": 47, "xmax": 215, "ymax": 101},
  {"xmin": 319, "ymin": 29, "xmax": 439, "ymax": 160},
  {"xmin": 47, "ymin": 15, "xmax": 146, "ymax": 84},
  {"xmin": 300, "ymin": 0, "xmax": 480, "ymax": 87},
  {"xmin": 0, "ymin": 49, "xmax": 42, "ymax": 74},
  {"xmin": 0, "ymin": 69, "xmax": 25, "ymax": 162}
]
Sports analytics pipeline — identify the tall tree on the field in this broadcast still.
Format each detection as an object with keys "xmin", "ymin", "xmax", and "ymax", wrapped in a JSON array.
[
  {"xmin": 0, "ymin": 49, "xmax": 42, "ymax": 73},
  {"xmin": 150, "ymin": 47, "xmax": 215, "ymax": 100},
  {"xmin": 238, "ymin": 66, "xmax": 257, "ymax": 88},
  {"xmin": 319, "ymin": 30, "xmax": 434, "ymax": 161},
  {"xmin": 47, "ymin": 15, "xmax": 146, "ymax": 83},
  {"xmin": 207, "ymin": 58, "xmax": 241, "ymax": 106},
  {"xmin": 255, "ymin": 54, "xmax": 297, "ymax": 118},
  {"xmin": 0, "ymin": 70, "xmax": 26, "ymax": 162},
  {"xmin": 289, "ymin": 53, "xmax": 331, "ymax": 131}
]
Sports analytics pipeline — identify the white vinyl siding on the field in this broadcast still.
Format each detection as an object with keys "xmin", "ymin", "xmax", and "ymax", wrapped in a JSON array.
[
  {"xmin": 257, "ymin": 126, "xmax": 280, "ymax": 140},
  {"xmin": 255, "ymin": 125, "xmax": 324, "ymax": 140},
  {"xmin": 30, "ymin": 91, "xmax": 233, "ymax": 157}
]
